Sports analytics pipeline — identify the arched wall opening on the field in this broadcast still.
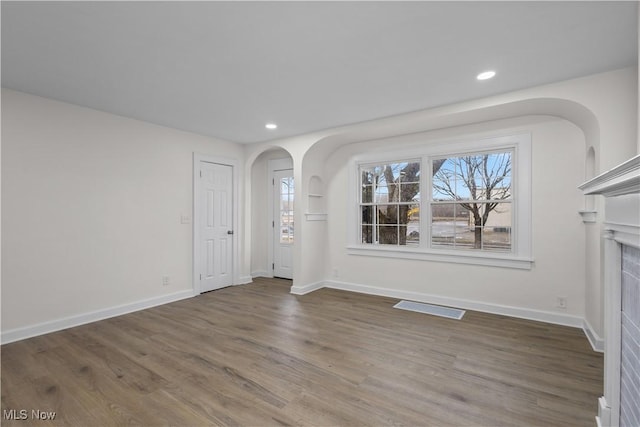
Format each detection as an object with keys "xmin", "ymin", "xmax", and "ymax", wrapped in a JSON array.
[
  {"xmin": 294, "ymin": 96, "xmax": 607, "ymax": 336},
  {"xmin": 248, "ymin": 146, "xmax": 294, "ymax": 278},
  {"xmin": 275, "ymin": 68, "xmax": 639, "ymax": 339}
]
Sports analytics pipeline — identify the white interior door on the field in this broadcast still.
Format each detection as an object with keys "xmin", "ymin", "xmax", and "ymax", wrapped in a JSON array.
[
  {"xmin": 200, "ymin": 161, "xmax": 233, "ymax": 292},
  {"xmin": 273, "ymin": 169, "xmax": 294, "ymax": 279}
]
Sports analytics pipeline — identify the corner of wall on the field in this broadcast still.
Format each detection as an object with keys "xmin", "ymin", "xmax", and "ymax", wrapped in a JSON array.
[
  {"xmin": 1, "ymin": 290, "xmax": 194, "ymax": 345},
  {"xmin": 290, "ymin": 281, "xmax": 325, "ymax": 295},
  {"xmin": 583, "ymin": 318, "xmax": 605, "ymax": 353}
]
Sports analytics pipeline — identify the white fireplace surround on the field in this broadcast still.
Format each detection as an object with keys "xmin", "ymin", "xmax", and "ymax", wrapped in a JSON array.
[{"xmin": 580, "ymin": 154, "xmax": 640, "ymax": 427}]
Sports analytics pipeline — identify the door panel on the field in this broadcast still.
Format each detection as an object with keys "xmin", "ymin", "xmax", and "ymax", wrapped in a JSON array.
[
  {"xmin": 279, "ymin": 246, "xmax": 292, "ymax": 269},
  {"xmin": 200, "ymin": 162, "xmax": 233, "ymax": 292},
  {"xmin": 206, "ymin": 239, "xmax": 215, "ymax": 278},
  {"xmin": 219, "ymin": 238, "xmax": 228, "ymax": 275},
  {"xmin": 274, "ymin": 169, "xmax": 294, "ymax": 279}
]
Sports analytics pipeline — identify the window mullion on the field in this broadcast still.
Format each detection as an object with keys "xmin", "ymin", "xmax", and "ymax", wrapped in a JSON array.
[
  {"xmin": 373, "ymin": 205, "xmax": 378, "ymax": 245},
  {"xmin": 372, "ymin": 176, "xmax": 378, "ymax": 245},
  {"xmin": 351, "ymin": 133, "xmax": 529, "ymax": 263},
  {"xmin": 423, "ymin": 154, "xmax": 430, "ymax": 250}
]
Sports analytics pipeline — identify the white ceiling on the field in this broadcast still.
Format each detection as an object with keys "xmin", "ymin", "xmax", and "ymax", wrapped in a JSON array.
[{"xmin": 2, "ymin": 1, "xmax": 637, "ymax": 144}]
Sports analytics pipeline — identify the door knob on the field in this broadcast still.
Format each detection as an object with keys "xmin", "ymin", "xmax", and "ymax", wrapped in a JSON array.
[{"xmin": 227, "ymin": 230, "xmax": 234, "ymax": 235}]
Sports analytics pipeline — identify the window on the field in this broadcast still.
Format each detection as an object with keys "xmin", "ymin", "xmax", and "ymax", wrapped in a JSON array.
[
  {"xmin": 349, "ymin": 133, "xmax": 532, "ymax": 269},
  {"xmin": 360, "ymin": 161, "xmax": 421, "ymax": 246},
  {"xmin": 431, "ymin": 150, "xmax": 512, "ymax": 252},
  {"xmin": 279, "ymin": 176, "xmax": 294, "ymax": 243}
]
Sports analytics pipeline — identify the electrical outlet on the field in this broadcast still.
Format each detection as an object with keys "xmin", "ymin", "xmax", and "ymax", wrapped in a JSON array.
[
  {"xmin": 332, "ymin": 268, "xmax": 339, "ymax": 278},
  {"xmin": 557, "ymin": 297, "xmax": 567, "ymax": 309},
  {"xmin": 162, "ymin": 276, "xmax": 170, "ymax": 286}
]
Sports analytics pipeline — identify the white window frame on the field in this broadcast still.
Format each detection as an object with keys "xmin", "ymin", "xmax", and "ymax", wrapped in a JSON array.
[
  {"xmin": 347, "ymin": 133, "xmax": 533, "ymax": 270},
  {"xmin": 429, "ymin": 147, "xmax": 514, "ymax": 252},
  {"xmin": 359, "ymin": 158, "xmax": 422, "ymax": 246}
]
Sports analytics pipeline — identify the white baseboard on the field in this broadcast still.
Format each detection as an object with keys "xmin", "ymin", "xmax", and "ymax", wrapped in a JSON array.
[
  {"xmin": 597, "ymin": 397, "xmax": 610, "ymax": 427},
  {"xmin": 322, "ymin": 279, "xmax": 585, "ymax": 329},
  {"xmin": 290, "ymin": 281, "xmax": 325, "ymax": 295},
  {"xmin": 251, "ymin": 270, "xmax": 272, "ymax": 278},
  {"xmin": 583, "ymin": 318, "xmax": 605, "ymax": 352},
  {"xmin": 1, "ymin": 289, "xmax": 194, "ymax": 345},
  {"xmin": 237, "ymin": 275, "xmax": 253, "ymax": 285}
]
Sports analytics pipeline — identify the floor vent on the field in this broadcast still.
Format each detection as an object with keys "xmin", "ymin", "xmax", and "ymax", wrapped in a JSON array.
[{"xmin": 393, "ymin": 300, "xmax": 465, "ymax": 320}]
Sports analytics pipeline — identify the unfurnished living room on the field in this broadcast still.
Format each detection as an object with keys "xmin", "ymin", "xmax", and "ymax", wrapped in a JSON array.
[{"xmin": 2, "ymin": 1, "xmax": 640, "ymax": 426}]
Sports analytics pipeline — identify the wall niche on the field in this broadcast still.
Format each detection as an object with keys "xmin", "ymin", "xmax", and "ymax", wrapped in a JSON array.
[{"xmin": 306, "ymin": 175, "xmax": 327, "ymax": 221}]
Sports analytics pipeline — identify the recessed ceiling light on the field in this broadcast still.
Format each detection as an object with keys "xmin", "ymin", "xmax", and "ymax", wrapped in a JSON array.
[
  {"xmin": 265, "ymin": 123, "xmax": 277, "ymax": 130},
  {"xmin": 477, "ymin": 70, "xmax": 496, "ymax": 81}
]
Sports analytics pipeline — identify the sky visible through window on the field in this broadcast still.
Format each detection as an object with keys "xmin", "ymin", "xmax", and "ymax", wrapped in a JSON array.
[
  {"xmin": 361, "ymin": 162, "xmax": 421, "ymax": 203},
  {"xmin": 433, "ymin": 152, "xmax": 511, "ymax": 201}
]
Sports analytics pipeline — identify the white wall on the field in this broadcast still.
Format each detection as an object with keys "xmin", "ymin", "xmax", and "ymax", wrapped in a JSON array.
[
  {"xmin": 3, "ymin": 67, "xmax": 636, "ymax": 343},
  {"xmin": 324, "ymin": 116, "xmax": 588, "ymax": 321},
  {"xmin": 297, "ymin": 151, "xmax": 328, "ymax": 287},
  {"xmin": 1, "ymin": 89, "xmax": 243, "ymax": 336},
  {"xmin": 245, "ymin": 68, "xmax": 635, "ymax": 340}
]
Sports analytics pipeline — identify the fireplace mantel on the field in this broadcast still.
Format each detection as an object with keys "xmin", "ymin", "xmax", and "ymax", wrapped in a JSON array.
[
  {"xmin": 580, "ymin": 153, "xmax": 640, "ymax": 427},
  {"xmin": 580, "ymin": 154, "xmax": 640, "ymax": 197}
]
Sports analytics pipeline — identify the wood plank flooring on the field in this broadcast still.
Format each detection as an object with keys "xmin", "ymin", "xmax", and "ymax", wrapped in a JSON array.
[{"xmin": 1, "ymin": 277, "xmax": 603, "ymax": 426}]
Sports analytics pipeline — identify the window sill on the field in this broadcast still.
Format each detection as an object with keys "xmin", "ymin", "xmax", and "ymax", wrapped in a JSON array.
[{"xmin": 346, "ymin": 245, "xmax": 534, "ymax": 270}]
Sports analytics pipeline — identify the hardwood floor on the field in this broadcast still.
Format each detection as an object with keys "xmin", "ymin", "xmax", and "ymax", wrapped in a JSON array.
[{"xmin": 1, "ymin": 277, "xmax": 603, "ymax": 426}]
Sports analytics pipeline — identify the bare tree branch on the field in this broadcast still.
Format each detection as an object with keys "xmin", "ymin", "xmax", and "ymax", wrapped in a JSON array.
[{"xmin": 432, "ymin": 152, "xmax": 511, "ymax": 248}]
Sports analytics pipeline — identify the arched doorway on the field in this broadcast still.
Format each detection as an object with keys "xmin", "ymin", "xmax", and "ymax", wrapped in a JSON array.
[{"xmin": 249, "ymin": 147, "xmax": 294, "ymax": 279}]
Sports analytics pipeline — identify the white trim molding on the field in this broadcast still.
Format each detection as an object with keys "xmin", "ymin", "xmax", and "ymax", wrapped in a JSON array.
[
  {"xmin": 251, "ymin": 270, "xmax": 272, "ymax": 278},
  {"xmin": 596, "ymin": 397, "xmax": 610, "ymax": 427},
  {"xmin": 1, "ymin": 290, "xmax": 194, "ymax": 345},
  {"xmin": 578, "ymin": 210, "xmax": 598, "ymax": 223},
  {"xmin": 579, "ymin": 154, "xmax": 640, "ymax": 197},
  {"xmin": 305, "ymin": 213, "xmax": 328, "ymax": 221},
  {"xmin": 238, "ymin": 276, "xmax": 253, "ymax": 285},
  {"xmin": 583, "ymin": 318, "xmax": 605, "ymax": 353},
  {"xmin": 298, "ymin": 279, "xmax": 585, "ymax": 329},
  {"xmin": 601, "ymin": 229, "xmax": 623, "ymax": 427},
  {"xmin": 290, "ymin": 281, "xmax": 325, "ymax": 295},
  {"xmin": 604, "ymin": 222, "xmax": 640, "ymax": 249},
  {"xmin": 347, "ymin": 245, "xmax": 533, "ymax": 270}
]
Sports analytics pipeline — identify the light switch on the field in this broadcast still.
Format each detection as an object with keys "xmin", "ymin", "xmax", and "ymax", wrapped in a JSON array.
[{"xmin": 180, "ymin": 214, "xmax": 191, "ymax": 224}]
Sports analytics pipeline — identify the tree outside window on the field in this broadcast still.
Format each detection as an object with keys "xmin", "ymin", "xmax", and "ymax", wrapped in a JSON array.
[
  {"xmin": 360, "ymin": 161, "xmax": 420, "ymax": 246},
  {"xmin": 359, "ymin": 150, "xmax": 513, "ymax": 252},
  {"xmin": 352, "ymin": 134, "xmax": 530, "ymax": 268},
  {"xmin": 431, "ymin": 151, "xmax": 512, "ymax": 251}
]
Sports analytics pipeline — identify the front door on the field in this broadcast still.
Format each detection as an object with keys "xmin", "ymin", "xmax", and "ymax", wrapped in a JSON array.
[
  {"xmin": 200, "ymin": 161, "xmax": 233, "ymax": 292},
  {"xmin": 273, "ymin": 169, "xmax": 294, "ymax": 279}
]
